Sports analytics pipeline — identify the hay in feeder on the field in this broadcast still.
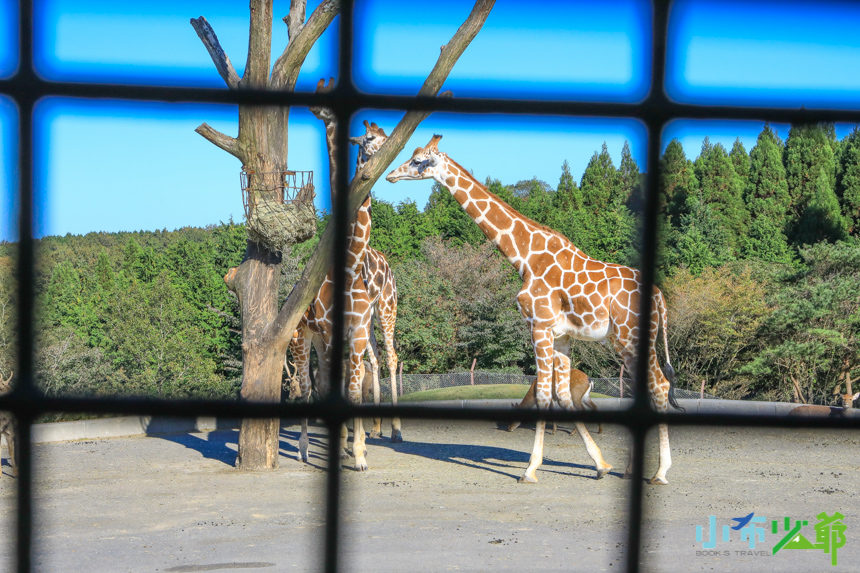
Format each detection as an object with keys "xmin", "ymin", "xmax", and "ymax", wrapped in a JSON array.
[{"xmin": 242, "ymin": 170, "xmax": 316, "ymax": 253}]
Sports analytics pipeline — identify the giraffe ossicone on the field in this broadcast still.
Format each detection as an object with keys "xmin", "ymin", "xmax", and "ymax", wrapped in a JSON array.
[{"xmin": 387, "ymin": 134, "xmax": 683, "ymax": 485}]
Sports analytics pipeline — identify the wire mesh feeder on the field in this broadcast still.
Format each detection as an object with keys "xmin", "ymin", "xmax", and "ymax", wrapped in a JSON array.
[{"xmin": 241, "ymin": 169, "xmax": 316, "ymax": 253}]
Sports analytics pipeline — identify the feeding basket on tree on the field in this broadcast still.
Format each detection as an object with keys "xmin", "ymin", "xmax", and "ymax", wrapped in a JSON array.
[{"xmin": 241, "ymin": 169, "xmax": 316, "ymax": 253}]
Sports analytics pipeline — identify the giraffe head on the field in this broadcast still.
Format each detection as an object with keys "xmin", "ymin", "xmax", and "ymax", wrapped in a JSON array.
[
  {"xmin": 351, "ymin": 120, "xmax": 389, "ymax": 171},
  {"xmin": 385, "ymin": 134, "xmax": 446, "ymax": 183}
]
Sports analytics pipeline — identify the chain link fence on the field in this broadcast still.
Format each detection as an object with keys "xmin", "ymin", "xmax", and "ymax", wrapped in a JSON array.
[{"xmin": 376, "ymin": 371, "xmax": 721, "ymax": 401}]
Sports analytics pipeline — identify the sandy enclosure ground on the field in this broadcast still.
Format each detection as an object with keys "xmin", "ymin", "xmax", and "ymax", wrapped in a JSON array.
[{"xmin": 1, "ymin": 418, "xmax": 859, "ymax": 572}]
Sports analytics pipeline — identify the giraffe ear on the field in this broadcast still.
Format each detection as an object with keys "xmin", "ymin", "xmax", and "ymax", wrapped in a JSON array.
[
  {"xmin": 349, "ymin": 136, "xmax": 362, "ymax": 146},
  {"xmin": 378, "ymin": 127, "xmax": 388, "ymax": 137},
  {"xmin": 428, "ymin": 150, "xmax": 440, "ymax": 166}
]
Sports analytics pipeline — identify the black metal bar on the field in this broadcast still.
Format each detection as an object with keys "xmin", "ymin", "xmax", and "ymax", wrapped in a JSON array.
[
  {"xmin": 14, "ymin": 1, "xmax": 35, "ymax": 571},
  {"xmin": 3, "ymin": 2, "xmax": 860, "ymax": 573},
  {"xmin": 322, "ymin": 3, "xmax": 354, "ymax": 573}
]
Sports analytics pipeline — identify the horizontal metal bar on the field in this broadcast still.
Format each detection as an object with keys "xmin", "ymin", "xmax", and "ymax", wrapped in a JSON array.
[
  {"xmin": 3, "ymin": 394, "xmax": 860, "ymax": 431},
  {"xmin": 1, "ymin": 79, "xmax": 860, "ymax": 124}
]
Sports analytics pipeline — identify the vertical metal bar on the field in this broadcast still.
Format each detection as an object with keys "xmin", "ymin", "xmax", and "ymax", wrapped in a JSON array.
[
  {"xmin": 15, "ymin": 1, "xmax": 35, "ymax": 572},
  {"xmin": 322, "ymin": 2, "xmax": 355, "ymax": 573},
  {"xmin": 626, "ymin": 2, "xmax": 671, "ymax": 572}
]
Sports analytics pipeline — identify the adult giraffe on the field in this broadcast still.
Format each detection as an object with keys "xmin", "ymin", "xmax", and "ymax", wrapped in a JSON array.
[
  {"xmin": 346, "ymin": 118, "xmax": 402, "ymax": 443},
  {"xmin": 288, "ymin": 83, "xmax": 401, "ymax": 468},
  {"xmin": 386, "ymin": 135, "xmax": 681, "ymax": 484},
  {"xmin": 287, "ymin": 80, "xmax": 375, "ymax": 470}
]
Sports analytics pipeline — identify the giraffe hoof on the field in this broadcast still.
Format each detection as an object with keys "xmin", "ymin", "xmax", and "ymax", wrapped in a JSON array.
[
  {"xmin": 341, "ymin": 449, "xmax": 351, "ymax": 459},
  {"xmin": 391, "ymin": 430, "xmax": 403, "ymax": 444},
  {"xmin": 369, "ymin": 430, "xmax": 382, "ymax": 439},
  {"xmin": 517, "ymin": 474, "xmax": 538, "ymax": 484},
  {"xmin": 297, "ymin": 451, "xmax": 308, "ymax": 464},
  {"xmin": 621, "ymin": 470, "xmax": 633, "ymax": 480},
  {"xmin": 354, "ymin": 459, "xmax": 368, "ymax": 472},
  {"xmin": 648, "ymin": 476, "xmax": 669, "ymax": 486},
  {"xmin": 596, "ymin": 466, "xmax": 612, "ymax": 480}
]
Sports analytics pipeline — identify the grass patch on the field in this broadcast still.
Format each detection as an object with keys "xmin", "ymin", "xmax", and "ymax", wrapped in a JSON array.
[
  {"xmin": 399, "ymin": 384, "xmax": 613, "ymax": 402},
  {"xmin": 400, "ymin": 384, "xmax": 530, "ymax": 402}
]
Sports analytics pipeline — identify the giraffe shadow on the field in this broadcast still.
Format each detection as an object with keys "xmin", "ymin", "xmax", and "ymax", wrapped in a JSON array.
[
  {"xmin": 1, "ymin": 457, "xmax": 16, "ymax": 479},
  {"xmin": 279, "ymin": 425, "xmax": 330, "ymax": 470},
  {"xmin": 365, "ymin": 436, "xmax": 620, "ymax": 481},
  {"xmin": 155, "ymin": 425, "xmax": 333, "ymax": 469}
]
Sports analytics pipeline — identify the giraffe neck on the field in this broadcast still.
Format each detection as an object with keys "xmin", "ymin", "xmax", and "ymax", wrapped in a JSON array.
[
  {"xmin": 435, "ymin": 157, "xmax": 582, "ymax": 275},
  {"xmin": 319, "ymin": 117, "xmax": 371, "ymax": 278}
]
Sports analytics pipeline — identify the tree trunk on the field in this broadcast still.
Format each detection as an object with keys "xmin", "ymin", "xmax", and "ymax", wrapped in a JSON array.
[{"xmin": 192, "ymin": 0, "xmax": 495, "ymax": 469}]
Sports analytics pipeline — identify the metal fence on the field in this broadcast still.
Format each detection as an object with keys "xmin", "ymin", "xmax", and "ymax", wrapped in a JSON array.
[{"xmin": 3, "ymin": 2, "xmax": 860, "ymax": 573}]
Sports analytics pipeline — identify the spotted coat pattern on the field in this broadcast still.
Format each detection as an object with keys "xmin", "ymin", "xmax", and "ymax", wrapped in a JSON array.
[{"xmin": 386, "ymin": 135, "xmax": 678, "ymax": 484}]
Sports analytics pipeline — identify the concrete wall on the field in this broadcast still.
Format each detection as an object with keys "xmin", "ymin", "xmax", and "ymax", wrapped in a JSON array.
[
  {"xmin": 31, "ymin": 416, "xmax": 238, "ymax": 444},
  {"xmin": 28, "ymin": 398, "xmax": 802, "ymax": 444}
]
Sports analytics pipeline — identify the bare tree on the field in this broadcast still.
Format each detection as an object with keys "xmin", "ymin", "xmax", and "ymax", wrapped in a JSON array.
[{"xmin": 191, "ymin": 0, "xmax": 495, "ymax": 469}]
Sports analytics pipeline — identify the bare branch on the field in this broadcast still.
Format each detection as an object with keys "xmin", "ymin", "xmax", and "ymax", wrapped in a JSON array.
[
  {"xmin": 271, "ymin": 0, "xmax": 340, "ymax": 91},
  {"xmin": 271, "ymin": 0, "xmax": 495, "ymax": 348},
  {"xmin": 195, "ymin": 123, "xmax": 240, "ymax": 158},
  {"xmin": 190, "ymin": 17, "xmax": 240, "ymax": 89},
  {"xmin": 285, "ymin": 0, "xmax": 307, "ymax": 41}
]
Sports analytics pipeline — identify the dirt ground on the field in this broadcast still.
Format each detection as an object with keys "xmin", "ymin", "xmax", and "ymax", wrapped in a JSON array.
[{"xmin": 1, "ymin": 418, "xmax": 859, "ymax": 572}]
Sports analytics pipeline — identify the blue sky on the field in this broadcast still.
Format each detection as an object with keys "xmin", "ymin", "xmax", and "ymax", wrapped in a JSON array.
[{"xmin": 1, "ymin": 0, "xmax": 860, "ymax": 240}]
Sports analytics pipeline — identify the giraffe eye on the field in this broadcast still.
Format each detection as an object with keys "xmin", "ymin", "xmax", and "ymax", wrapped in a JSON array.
[{"xmin": 367, "ymin": 135, "xmax": 375, "ymax": 140}]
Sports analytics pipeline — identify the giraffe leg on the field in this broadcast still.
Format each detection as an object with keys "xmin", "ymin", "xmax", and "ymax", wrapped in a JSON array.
[
  {"xmin": 555, "ymin": 344, "xmax": 611, "ymax": 479},
  {"xmin": 650, "ymin": 423, "xmax": 671, "ymax": 485},
  {"xmin": 290, "ymin": 329, "xmax": 313, "ymax": 463},
  {"xmin": 340, "ymin": 424, "xmax": 350, "ymax": 459},
  {"xmin": 367, "ymin": 345, "xmax": 383, "ymax": 439},
  {"xmin": 349, "ymin": 338, "xmax": 370, "ymax": 471},
  {"xmin": 519, "ymin": 329, "xmax": 554, "ymax": 484},
  {"xmin": 614, "ymin": 345, "xmax": 639, "ymax": 480},
  {"xmin": 648, "ymin": 351, "xmax": 672, "ymax": 485},
  {"xmin": 379, "ymin": 315, "xmax": 402, "ymax": 443}
]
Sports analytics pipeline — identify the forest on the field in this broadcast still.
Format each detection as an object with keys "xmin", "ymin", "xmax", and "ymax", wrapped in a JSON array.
[{"xmin": 1, "ymin": 123, "xmax": 858, "ymax": 406}]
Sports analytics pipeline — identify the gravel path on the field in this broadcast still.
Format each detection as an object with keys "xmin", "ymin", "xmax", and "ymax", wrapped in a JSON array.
[{"xmin": 1, "ymin": 419, "xmax": 858, "ymax": 572}]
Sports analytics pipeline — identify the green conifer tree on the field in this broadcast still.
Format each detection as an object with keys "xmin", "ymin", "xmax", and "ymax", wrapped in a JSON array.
[
  {"xmin": 659, "ymin": 138, "xmax": 698, "ymax": 225},
  {"xmin": 730, "ymin": 138, "xmax": 751, "ymax": 190},
  {"xmin": 554, "ymin": 160, "xmax": 581, "ymax": 211},
  {"xmin": 693, "ymin": 139, "xmax": 749, "ymax": 254},
  {"xmin": 580, "ymin": 143, "xmax": 619, "ymax": 209},
  {"xmin": 836, "ymin": 126, "xmax": 860, "ymax": 235},
  {"xmin": 795, "ymin": 167, "xmax": 848, "ymax": 245},
  {"xmin": 743, "ymin": 124, "xmax": 793, "ymax": 263},
  {"xmin": 784, "ymin": 123, "xmax": 838, "ymax": 234}
]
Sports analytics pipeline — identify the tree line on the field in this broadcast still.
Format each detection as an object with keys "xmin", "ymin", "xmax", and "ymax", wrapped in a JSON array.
[{"xmin": 1, "ymin": 122, "xmax": 858, "ymax": 405}]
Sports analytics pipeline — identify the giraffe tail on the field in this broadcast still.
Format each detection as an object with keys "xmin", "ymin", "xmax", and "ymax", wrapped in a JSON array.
[{"xmin": 657, "ymin": 290, "xmax": 684, "ymax": 412}]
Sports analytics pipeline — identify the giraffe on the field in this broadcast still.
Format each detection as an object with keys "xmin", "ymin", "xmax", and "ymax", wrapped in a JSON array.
[
  {"xmin": 0, "ymin": 369, "xmax": 15, "ymax": 477},
  {"xmin": 287, "ymin": 79, "xmax": 376, "ymax": 470},
  {"xmin": 348, "ymin": 120, "xmax": 402, "ymax": 443},
  {"xmin": 287, "ymin": 81, "xmax": 401, "ymax": 467},
  {"xmin": 386, "ymin": 135, "xmax": 682, "ymax": 484}
]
